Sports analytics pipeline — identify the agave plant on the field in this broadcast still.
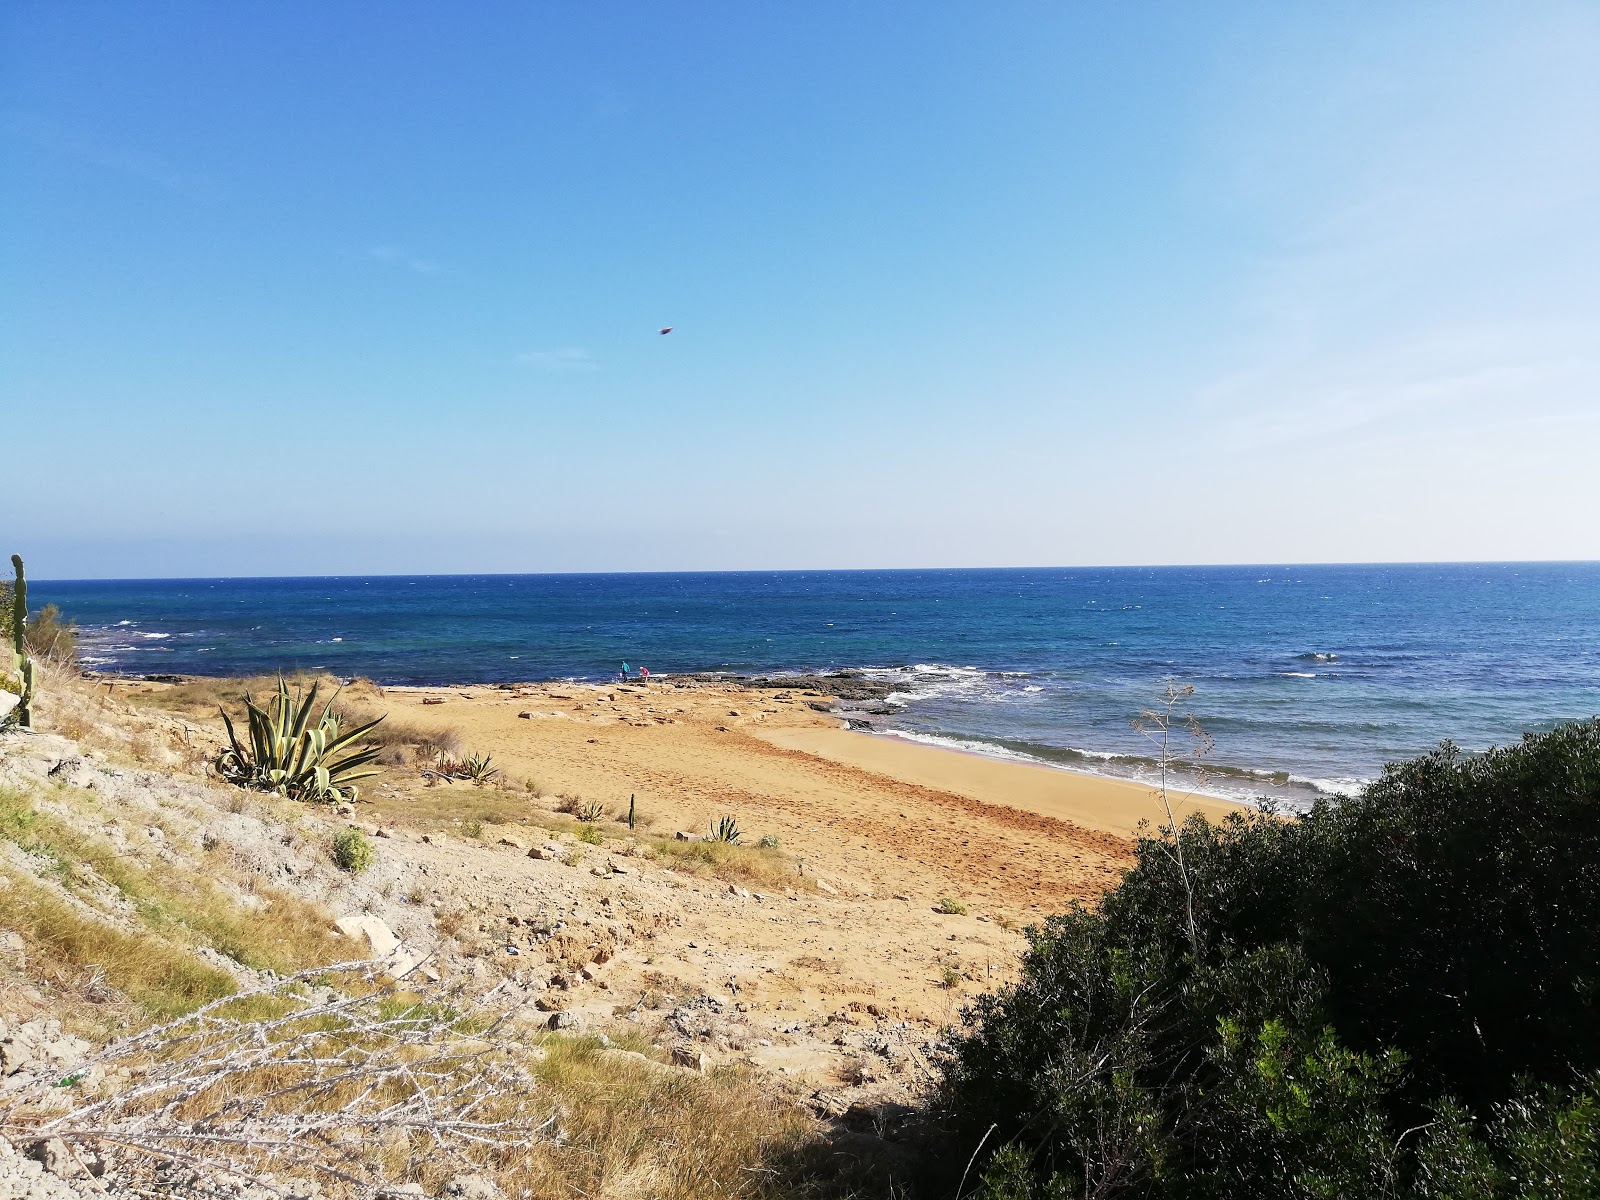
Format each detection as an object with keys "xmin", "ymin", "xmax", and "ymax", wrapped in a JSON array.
[
  {"xmin": 461, "ymin": 752, "xmax": 498, "ymax": 786},
  {"xmin": 422, "ymin": 750, "xmax": 498, "ymax": 786},
  {"xmin": 216, "ymin": 677, "xmax": 384, "ymax": 803},
  {"xmin": 707, "ymin": 815, "xmax": 743, "ymax": 845},
  {"xmin": 575, "ymin": 799, "xmax": 606, "ymax": 823}
]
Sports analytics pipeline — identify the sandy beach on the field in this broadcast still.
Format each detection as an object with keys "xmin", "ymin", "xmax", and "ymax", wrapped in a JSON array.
[
  {"xmin": 374, "ymin": 674, "xmax": 1237, "ymax": 914},
  {"xmin": 64, "ymin": 669, "xmax": 1249, "ymax": 1100}
]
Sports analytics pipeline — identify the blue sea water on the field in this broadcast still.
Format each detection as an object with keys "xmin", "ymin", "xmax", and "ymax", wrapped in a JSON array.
[{"xmin": 37, "ymin": 564, "xmax": 1600, "ymax": 806}]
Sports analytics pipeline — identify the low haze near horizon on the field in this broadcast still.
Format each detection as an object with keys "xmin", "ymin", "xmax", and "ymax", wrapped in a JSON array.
[{"xmin": 4, "ymin": 3, "xmax": 1598, "ymax": 580}]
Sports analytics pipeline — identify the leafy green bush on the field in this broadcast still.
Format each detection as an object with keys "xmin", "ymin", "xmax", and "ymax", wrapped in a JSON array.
[
  {"xmin": 576, "ymin": 824, "xmax": 603, "ymax": 846},
  {"xmin": 945, "ymin": 722, "xmax": 1600, "ymax": 1199},
  {"xmin": 331, "ymin": 828, "xmax": 373, "ymax": 873},
  {"xmin": 935, "ymin": 896, "xmax": 968, "ymax": 915}
]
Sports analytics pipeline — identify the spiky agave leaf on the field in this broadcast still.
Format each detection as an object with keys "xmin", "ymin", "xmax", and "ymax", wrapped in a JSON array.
[{"xmin": 214, "ymin": 674, "xmax": 386, "ymax": 802}]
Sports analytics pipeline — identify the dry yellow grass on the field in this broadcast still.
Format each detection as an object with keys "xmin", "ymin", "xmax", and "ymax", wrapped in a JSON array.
[{"xmin": 0, "ymin": 867, "xmax": 236, "ymax": 1020}]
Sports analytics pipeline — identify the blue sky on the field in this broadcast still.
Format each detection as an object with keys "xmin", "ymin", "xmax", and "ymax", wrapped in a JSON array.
[{"xmin": 4, "ymin": 3, "xmax": 1597, "ymax": 578}]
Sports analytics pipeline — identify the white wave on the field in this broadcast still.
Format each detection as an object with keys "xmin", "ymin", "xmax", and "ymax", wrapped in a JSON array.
[
  {"xmin": 1280, "ymin": 672, "xmax": 1316, "ymax": 678},
  {"xmin": 1288, "ymin": 774, "xmax": 1372, "ymax": 796},
  {"xmin": 139, "ymin": 632, "xmax": 172, "ymax": 640}
]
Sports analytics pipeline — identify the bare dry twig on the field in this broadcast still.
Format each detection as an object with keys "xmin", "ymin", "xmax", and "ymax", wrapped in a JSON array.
[
  {"xmin": 1132, "ymin": 681, "xmax": 1214, "ymax": 963},
  {"xmin": 0, "ymin": 960, "xmax": 551, "ymax": 1196}
]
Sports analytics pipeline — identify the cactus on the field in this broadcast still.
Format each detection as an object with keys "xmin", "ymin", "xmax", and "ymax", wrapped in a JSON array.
[{"xmin": 6, "ymin": 554, "xmax": 34, "ymax": 728}]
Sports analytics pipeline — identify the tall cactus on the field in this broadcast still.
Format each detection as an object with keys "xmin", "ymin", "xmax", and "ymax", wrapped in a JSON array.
[{"xmin": 7, "ymin": 554, "xmax": 34, "ymax": 728}]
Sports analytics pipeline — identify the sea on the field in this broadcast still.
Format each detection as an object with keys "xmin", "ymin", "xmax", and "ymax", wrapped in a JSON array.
[{"xmin": 37, "ymin": 564, "xmax": 1600, "ymax": 809}]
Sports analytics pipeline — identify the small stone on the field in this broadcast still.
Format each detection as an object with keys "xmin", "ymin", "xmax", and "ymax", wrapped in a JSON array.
[
  {"xmin": 893, "ymin": 894, "xmax": 912, "ymax": 901},
  {"xmin": 607, "ymin": 859, "xmax": 633, "ymax": 874},
  {"xmin": 548, "ymin": 1010, "xmax": 583, "ymax": 1031},
  {"xmin": 27, "ymin": 1137, "xmax": 85, "ymax": 1179},
  {"xmin": 498, "ymin": 836, "xmax": 524, "ymax": 849},
  {"xmin": 445, "ymin": 1175, "xmax": 506, "ymax": 1200},
  {"xmin": 670, "ymin": 1045, "xmax": 710, "ymax": 1071},
  {"xmin": 518, "ymin": 711, "xmax": 533, "ymax": 719},
  {"xmin": 675, "ymin": 831, "xmax": 701, "ymax": 842}
]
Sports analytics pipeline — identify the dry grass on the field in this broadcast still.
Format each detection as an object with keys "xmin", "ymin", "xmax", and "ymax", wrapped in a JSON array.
[
  {"xmin": 507, "ymin": 1035, "xmax": 849, "ymax": 1199},
  {"xmin": 644, "ymin": 836, "xmax": 814, "ymax": 893},
  {"xmin": 0, "ymin": 783, "xmax": 343, "ymax": 999},
  {"xmin": 0, "ymin": 867, "xmax": 236, "ymax": 1020},
  {"xmin": 0, "ymin": 963, "xmax": 900, "ymax": 1200}
]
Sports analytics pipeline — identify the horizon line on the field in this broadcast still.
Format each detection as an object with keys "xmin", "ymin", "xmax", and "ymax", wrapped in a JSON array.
[{"xmin": 30, "ymin": 558, "xmax": 1600, "ymax": 585}]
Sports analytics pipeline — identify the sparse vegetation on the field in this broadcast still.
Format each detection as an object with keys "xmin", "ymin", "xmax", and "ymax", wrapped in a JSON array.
[
  {"xmin": 0, "ymin": 781, "xmax": 343, "ymax": 1018},
  {"xmin": 934, "ymin": 895, "xmax": 967, "ymax": 915},
  {"xmin": 424, "ymin": 749, "xmax": 499, "ymax": 785},
  {"xmin": 576, "ymin": 823, "xmax": 604, "ymax": 845},
  {"xmin": 648, "ymin": 832, "xmax": 806, "ymax": 891},
  {"xmin": 461, "ymin": 818, "xmax": 484, "ymax": 839},
  {"xmin": 707, "ymin": 814, "xmax": 744, "ymax": 844},
  {"xmin": 216, "ymin": 676, "xmax": 385, "ymax": 802},
  {"xmin": 331, "ymin": 826, "xmax": 374, "ymax": 872},
  {"xmin": 759, "ymin": 833, "xmax": 781, "ymax": 850}
]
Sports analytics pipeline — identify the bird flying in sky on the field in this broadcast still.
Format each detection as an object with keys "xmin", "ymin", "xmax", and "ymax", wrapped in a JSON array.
[{"xmin": 659, "ymin": 327, "xmax": 673, "ymax": 335}]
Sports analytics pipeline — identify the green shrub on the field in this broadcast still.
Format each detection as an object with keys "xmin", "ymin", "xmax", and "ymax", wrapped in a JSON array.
[
  {"xmin": 947, "ymin": 721, "xmax": 1600, "ymax": 1199},
  {"xmin": 331, "ymin": 827, "xmax": 373, "ymax": 873},
  {"xmin": 758, "ymin": 833, "xmax": 780, "ymax": 850},
  {"xmin": 576, "ymin": 824, "xmax": 603, "ymax": 846},
  {"xmin": 707, "ymin": 815, "xmax": 742, "ymax": 844},
  {"xmin": 935, "ymin": 895, "xmax": 967, "ymax": 915}
]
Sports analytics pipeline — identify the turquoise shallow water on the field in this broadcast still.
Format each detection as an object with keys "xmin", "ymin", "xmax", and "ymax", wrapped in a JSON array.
[{"xmin": 38, "ymin": 563, "xmax": 1600, "ymax": 806}]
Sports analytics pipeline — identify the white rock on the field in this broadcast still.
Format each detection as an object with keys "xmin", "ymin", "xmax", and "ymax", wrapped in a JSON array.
[{"xmin": 332, "ymin": 914, "xmax": 400, "ymax": 959}]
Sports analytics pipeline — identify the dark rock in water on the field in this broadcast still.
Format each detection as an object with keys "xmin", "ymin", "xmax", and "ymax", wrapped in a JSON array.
[
  {"xmin": 141, "ymin": 674, "xmax": 190, "ymax": 684},
  {"xmin": 747, "ymin": 674, "xmax": 901, "ymax": 701},
  {"xmin": 660, "ymin": 671, "xmax": 901, "ymax": 701},
  {"xmin": 845, "ymin": 718, "xmax": 874, "ymax": 731}
]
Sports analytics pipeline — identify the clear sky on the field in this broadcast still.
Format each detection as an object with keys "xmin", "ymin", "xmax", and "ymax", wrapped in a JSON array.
[{"xmin": 4, "ymin": 3, "xmax": 1598, "ymax": 579}]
